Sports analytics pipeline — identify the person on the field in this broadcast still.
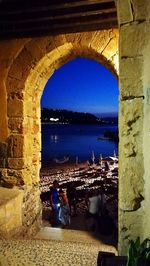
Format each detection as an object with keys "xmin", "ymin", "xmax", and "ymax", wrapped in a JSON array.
[
  {"xmin": 50, "ymin": 180, "xmax": 60, "ymax": 226},
  {"xmin": 86, "ymin": 189, "xmax": 101, "ymax": 232},
  {"xmin": 67, "ymin": 182, "xmax": 77, "ymax": 216},
  {"xmin": 59, "ymin": 189, "xmax": 70, "ymax": 226},
  {"xmin": 98, "ymin": 185, "xmax": 107, "ymax": 217}
]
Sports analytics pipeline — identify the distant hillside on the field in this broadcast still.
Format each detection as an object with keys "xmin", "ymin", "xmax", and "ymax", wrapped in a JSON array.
[
  {"xmin": 41, "ymin": 108, "xmax": 118, "ymax": 125},
  {"xmin": 41, "ymin": 108, "xmax": 99, "ymax": 124}
]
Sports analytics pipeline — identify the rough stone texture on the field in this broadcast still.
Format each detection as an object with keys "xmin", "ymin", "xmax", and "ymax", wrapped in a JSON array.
[
  {"xmin": 102, "ymin": 31, "xmax": 118, "ymax": 61},
  {"xmin": 120, "ymin": 23, "xmax": 147, "ymax": 57},
  {"xmin": 119, "ymin": 56, "xmax": 144, "ymax": 99},
  {"xmin": 0, "ymin": 186, "xmax": 41, "ymax": 238},
  {"xmin": 0, "ymin": 169, "xmax": 25, "ymax": 188},
  {"xmin": 119, "ymin": 98, "xmax": 144, "ymax": 210},
  {"xmin": 8, "ymin": 158, "xmax": 25, "ymax": 170},
  {"xmin": 0, "ymin": 187, "xmax": 23, "ymax": 236},
  {"xmin": 119, "ymin": 207, "xmax": 144, "ymax": 255},
  {"xmin": 22, "ymin": 187, "xmax": 41, "ymax": 236},
  {"xmin": 1, "ymin": 30, "xmax": 119, "ymax": 242},
  {"xmin": 118, "ymin": 1, "xmax": 150, "ymax": 255},
  {"xmin": 8, "ymin": 118, "xmax": 24, "ymax": 134},
  {"xmin": 7, "ymin": 96, "xmax": 24, "ymax": 118},
  {"xmin": 117, "ymin": 0, "xmax": 133, "ymax": 25},
  {"xmin": 131, "ymin": 0, "xmax": 149, "ymax": 21},
  {"xmin": 8, "ymin": 135, "xmax": 24, "ymax": 158}
]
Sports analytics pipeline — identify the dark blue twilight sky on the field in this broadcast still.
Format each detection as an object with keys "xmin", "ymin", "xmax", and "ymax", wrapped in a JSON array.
[{"xmin": 41, "ymin": 57, "xmax": 119, "ymax": 117}]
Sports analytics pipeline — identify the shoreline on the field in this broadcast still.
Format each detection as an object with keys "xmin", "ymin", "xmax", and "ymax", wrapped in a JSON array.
[{"xmin": 40, "ymin": 160, "xmax": 118, "ymax": 227}]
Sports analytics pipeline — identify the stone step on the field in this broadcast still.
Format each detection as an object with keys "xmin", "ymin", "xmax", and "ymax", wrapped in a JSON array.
[
  {"xmin": 0, "ymin": 238, "xmax": 116, "ymax": 266},
  {"xmin": 34, "ymin": 226, "xmax": 116, "ymax": 248},
  {"xmin": 0, "ymin": 227, "xmax": 117, "ymax": 265}
]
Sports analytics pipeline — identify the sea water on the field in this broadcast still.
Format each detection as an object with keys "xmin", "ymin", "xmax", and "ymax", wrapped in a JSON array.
[{"xmin": 41, "ymin": 124, "xmax": 118, "ymax": 165}]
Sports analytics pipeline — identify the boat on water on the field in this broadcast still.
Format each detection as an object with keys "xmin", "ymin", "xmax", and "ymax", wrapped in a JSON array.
[{"xmin": 53, "ymin": 156, "xmax": 69, "ymax": 164}]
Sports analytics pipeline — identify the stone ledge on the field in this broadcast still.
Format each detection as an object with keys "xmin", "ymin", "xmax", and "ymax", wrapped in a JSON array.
[{"xmin": 0, "ymin": 187, "xmax": 23, "ymax": 234}]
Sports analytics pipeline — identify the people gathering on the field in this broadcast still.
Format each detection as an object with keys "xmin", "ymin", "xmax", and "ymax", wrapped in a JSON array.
[
  {"xmin": 50, "ymin": 180, "xmax": 70, "ymax": 227},
  {"xmin": 49, "ymin": 179, "xmax": 115, "ymax": 237}
]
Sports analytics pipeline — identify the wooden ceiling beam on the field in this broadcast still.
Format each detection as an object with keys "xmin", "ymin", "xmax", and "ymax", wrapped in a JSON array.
[
  {"xmin": 0, "ymin": 11, "xmax": 117, "ymax": 29},
  {"xmin": 0, "ymin": 0, "xmax": 115, "ymax": 13},
  {"xmin": 0, "ymin": 19, "xmax": 117, "ymax": 40},
  {"xmin": 0, "ymin": 1, "xmax": 115, "ymax": 18},
  {"xmin": 0, "ymin": 8, "xmax": 116, "ymax": 24},
  {"xmin": 0, "ymin": 0, "xmax": 117, "ymax": 40}
]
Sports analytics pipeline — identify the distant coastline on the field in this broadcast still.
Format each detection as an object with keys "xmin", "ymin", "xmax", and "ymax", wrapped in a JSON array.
[{"xmin": 41, "ymin": 108, "xmax": 118, "ymax": 125}]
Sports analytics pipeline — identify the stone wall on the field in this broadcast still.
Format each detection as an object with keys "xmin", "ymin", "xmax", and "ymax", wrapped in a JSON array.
[
  {"xmin": 0, "ymin": 187, "xmax": 23, "ymax": 238},
  {"xmin": 0, "ymin": 0, "xmax": 149, "ymax": 254},
  {"xmin": 118, "ymin": 0, "xmax": 150, "ymax": 254},
  {"xmin": 0, "ymin": 30, "xmax": 118, "ymax": 237}
]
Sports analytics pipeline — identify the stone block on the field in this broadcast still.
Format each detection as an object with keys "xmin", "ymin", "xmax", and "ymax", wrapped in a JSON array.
[
  {"xmin": 22, "ymin": 187, "xmax": 41, "ymax": 229},
  {"xmin": 119, "ymin": 98, "xmax": 144, "ymax": 210},
  {"xmin": 120, "ymin": 23, "xmax": 147, "ymax": 57},
  {"xmin": 0, "ymin": 169, "xmax": 25, "ymax": 188},
  {"xmin": 24, "ymin": 41, "xmax": 44, "ymax": 66},
  {"xmin": 117, "ymin": 0, "xmax": 133, "ymax": 25},
  {"xmin": 0, "ymin": 187, "xmax": 23, "ymax": 232},
  {"xmin": 8, "ymin": 135, "xmax": 24, "ymax": 158},
  {"xmin": 119, "ymin": 57, "xmax": 144, "ymax": 98},
  {"xmin": 6, "ymin": 76, "xmax": 25, "ymax": 94},
  {"xmin": 102, "ymin": 34, "xmax": 119, "ymax": 60},
  {"xmin": 8, "ymin": 118, "xmax": 24, "ymax": 134},
  {"xmin": 90, "ymin": 30, "xmax": 112, "ymax": 53},
  {"xmin": 65, "ymin": 32, "xmax": 82, "ymax": 45},
  {"xmin": 131, "ymin": 0, "xmax": 148, "ymax": 21},
  {"xmin": 35, "ymin": 36, "xmax": 57, "ymax": 55},
  {"xmin": 7, "ymin": 98, "xmax": 24, "ymax": 118},
  {"xmin": 8, "ymin": 46, "xmax": 38, "ymax": 82},
  {"xmin": 119, "ymin": 208, "xmax": 144, "ymax": 255},
  {"xmin": 8, "ymin": 158, "xmax": 25, "ymax": 169},
  {"xmin": 119, "ymin": 98, "xmax": 143, "ymax": 137},
  {"xmin": 119, "ymin": 155, "xmax": 144, "ymax": 210}
]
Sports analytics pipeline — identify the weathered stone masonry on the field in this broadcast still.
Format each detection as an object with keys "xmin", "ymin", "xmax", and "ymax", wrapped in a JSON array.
[
  {"xmin": 0, "ymin": 30, "xmax": 118, "ymax": 238},
  {"xmin": 118, "ymin": 0, "xmax": 150, "ymax": 254},
  {"xmin": 1, "ymin": 0, "xmax": 150, "ymax": 253}
]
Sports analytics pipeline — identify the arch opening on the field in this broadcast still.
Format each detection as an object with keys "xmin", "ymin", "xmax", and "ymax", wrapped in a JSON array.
[
  {"xmin": 0, "ymin": 29, "xmax": 119, "ymax": 240},
  {"xmin": 40, "ymin": 56, "xmax": 119, "ymax": 244}
]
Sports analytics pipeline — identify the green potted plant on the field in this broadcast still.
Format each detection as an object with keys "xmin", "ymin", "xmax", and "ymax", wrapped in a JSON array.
[{"xmin": 126, "ymin": 237, "xmax": 150, "ymax": 266}]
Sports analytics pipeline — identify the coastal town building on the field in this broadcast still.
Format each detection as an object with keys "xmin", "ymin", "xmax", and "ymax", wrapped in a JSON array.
[{"xmin": 0, "ymin": 0, "xmax": 150, "ymax": 258}]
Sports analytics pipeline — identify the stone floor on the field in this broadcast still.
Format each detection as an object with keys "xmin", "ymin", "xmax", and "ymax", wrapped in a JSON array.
[{"xmin": 0, "ymin": 227, "xmax": 117, "ymax": 266}]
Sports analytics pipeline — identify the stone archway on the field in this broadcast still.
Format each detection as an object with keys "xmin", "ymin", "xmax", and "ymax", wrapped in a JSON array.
[
  {"xmin": 0, "ymin": 29, "xmax": 118, "ymax": 237},
  {"xmin": 0, "ymin": 0, "xmax": 150, "ymax": 255}
]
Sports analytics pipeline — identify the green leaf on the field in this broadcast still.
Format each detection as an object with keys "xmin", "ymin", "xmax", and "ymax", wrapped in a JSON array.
[{"xmin": 126, "ymin": 238, "xmax": 150, "ymax": 266}]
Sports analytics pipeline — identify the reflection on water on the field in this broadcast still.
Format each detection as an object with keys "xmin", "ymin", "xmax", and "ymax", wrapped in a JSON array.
[
  {"xmin": 42, "ymin": 124, "xmax": 118, "ymax": 164},
  {"xmin": 50, "ymin": 135, "xmax": 59, "ymax": 143}
]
